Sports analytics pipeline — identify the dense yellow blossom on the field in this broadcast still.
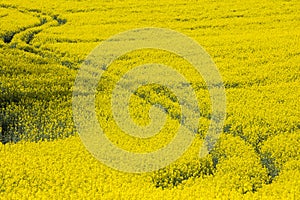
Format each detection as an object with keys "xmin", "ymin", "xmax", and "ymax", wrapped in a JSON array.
[
  {"xmin": 1, "ymin": 135, "xmax": 299, "ymax": 199},
  {"xmin": 0, "ymin": 0, "xmax": 299, "ymax": 199}
]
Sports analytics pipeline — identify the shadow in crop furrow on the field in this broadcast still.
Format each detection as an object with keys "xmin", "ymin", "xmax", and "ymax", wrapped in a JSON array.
[
  {"xmin": 0, "ymin": 13, "xmax": 8, "ymax": 18},
  {"xmin": 1, "ymin": 5, "xmax": 67, "ymax": 45},
  {"xmin": 2, "ymin": 32, "xmax": 15, "ymax": 43},
  {"xmin": 0, "ymin": 3, "xmax": 17, "ymax": 9},
  {"xmin": 0, "ymin": 5, "xmax": 75, "ymax": 69},
  {"xmin": 24, "ymin": 29, "xmax": 43, "ymax": 44}
]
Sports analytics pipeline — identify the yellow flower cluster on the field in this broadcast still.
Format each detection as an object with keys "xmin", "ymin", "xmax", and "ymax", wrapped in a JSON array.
[
  {"xmin": 0, "ymin": 0, "xmax": 299, "ymax": 199},
  {"xmin": 0, "ymin": 46, "xmax": 76, "ymax": 143},
  {"xmin": 1, "ymin": 135, "xmax": 299, "ymax": 199}
]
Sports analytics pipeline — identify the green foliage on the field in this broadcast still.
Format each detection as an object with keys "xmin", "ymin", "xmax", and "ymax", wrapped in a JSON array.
[
  {"xmin": 152, "ymin": 157, "xmax": 214, "ymax": 189},
  {"xmin": 261, "ymin": 132, "xmax": 300, "ymax": 181},
  {"xmin": 0, "ymin": 47, "xmax": 75, "ymax": 144},
  {"xmin": 211, "ymin": 135, "xmax": 269, "ymax": 194}
]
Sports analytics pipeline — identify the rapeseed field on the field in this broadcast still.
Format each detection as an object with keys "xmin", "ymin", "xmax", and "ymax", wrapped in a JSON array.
[{"xmin": 0, "ymin": 0, "xmax": 299, "ymax": 199}]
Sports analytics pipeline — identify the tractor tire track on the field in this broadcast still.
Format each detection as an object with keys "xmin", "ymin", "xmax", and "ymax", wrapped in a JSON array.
[{"xmin": 0, "ymin": 4, "xmax": 77, "ymax": 69}]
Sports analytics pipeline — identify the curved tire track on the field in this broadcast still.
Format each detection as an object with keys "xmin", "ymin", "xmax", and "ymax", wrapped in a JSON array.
[{"xmin": 0, "ymin": 4, "xmax": 77, "ymax": 69}]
